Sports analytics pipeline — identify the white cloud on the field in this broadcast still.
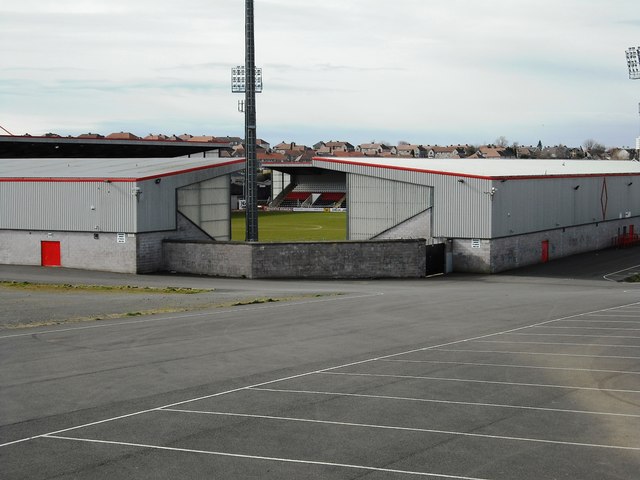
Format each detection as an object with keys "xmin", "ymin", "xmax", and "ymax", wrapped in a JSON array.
[{"xmin": 1, "ymin": 0, "xmax": 638, "ymax": 147}]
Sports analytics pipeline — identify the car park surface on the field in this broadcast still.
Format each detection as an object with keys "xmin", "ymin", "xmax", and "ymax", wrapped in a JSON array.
[{"xmin": 1, "ymin": 247, "xmax": 639, "ymax": 479}]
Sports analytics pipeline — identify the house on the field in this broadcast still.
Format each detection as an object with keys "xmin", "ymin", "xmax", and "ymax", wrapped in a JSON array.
[
  {"xmin": 274, "ymin": 142, "xmax": 307, "ymax": 154},
  {"xmin": 315, "ymin": 141, "xmax": 355, "ymax": 156},
  {"xmin": 425, "ymin": 146, "xmax": 463, "ymax": 159},
  {"xmin": 144, "ymin": 134, "xmax": 169, "ymax": 141},
  {"xmin": 106, "ymin": 132, "xmax": 140, "ymax": 141},
  {"xmin": 357, "ymin": 143, "xmax": 397, "ymax": 156},
  {"xmin": 397, "ymin": 144, "xmax": 427, "ymax": 158},
  {"xmin": 256, "ymin": 138, "xmax": 271, "ymax": 150},
  {"xmin": 77, "ymin": 133, "xmax": 105, "ymax": 139},
  {"xmin": 476, "ymin": 146, "xmax": 507, "ymax": 159},
  {"xmin": 187, "ymin": 135, "xmax": 216, "ymax": 143}
]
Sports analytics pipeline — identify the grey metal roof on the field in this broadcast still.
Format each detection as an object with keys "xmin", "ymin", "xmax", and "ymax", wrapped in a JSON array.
[
  {"xmin": 0, "ymin": 157, "xmax": 245, "ymax": 180},
  {"xmin": 315, "ymin": 157, "xmax": 640, "ymax": 179}
]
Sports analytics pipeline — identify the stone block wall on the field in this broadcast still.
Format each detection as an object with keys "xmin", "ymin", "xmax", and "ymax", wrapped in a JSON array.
[{"xmin": 162, "ymin": 239, "xmax": 427, "ymax": 279}]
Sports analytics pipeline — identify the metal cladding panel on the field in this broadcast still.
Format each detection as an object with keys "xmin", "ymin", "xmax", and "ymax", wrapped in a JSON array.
[
  {"xmin": 136, "ymin": 178, "xmax": 177, "ymax": 231},
  {"xmin": 177, "ymin": 176, "xmax": 231, "ymax": 240},
  {"xmin": 347, "ymin": 174, "xmax": 432, "ymax": 240},
  {"xmin": 491, "ymin": 175, "xmax": 640, "ymax": 237},
  {"xmin": 0, "ymin": 181, "xmax": 135, "ymax": 232},
  {"xmin": 135, "ymin": 165, "xmax": 239, "ymax": 232},
  {"xmin": 315, "ymin": 158, "xmax": 640, "ymax": 239},
  {"xmin": 318, "ymin": 160, "xmax": 492, "ymax": 239},
  {"xmin": 434, "ymin": 176, "xmax": 493, "ymax": 238}
]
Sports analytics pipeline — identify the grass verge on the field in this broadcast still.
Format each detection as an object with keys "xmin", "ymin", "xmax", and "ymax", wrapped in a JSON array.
[
  {"xmin": 1, "ymin": 293, "xmax": 340, "ymax": 330},
  {"xmin": 0, "ymin": 281, "xmax": 212, "ymax": 294}
]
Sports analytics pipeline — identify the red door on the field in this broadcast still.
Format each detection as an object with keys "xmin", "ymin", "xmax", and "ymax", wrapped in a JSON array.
[
  {"xmin": 541, "ymin": 240, "xmax": 549, "ymax": 263},
  {"xmin": 41, "ymin": 241, "xmax": 61, "ymax": 267}
]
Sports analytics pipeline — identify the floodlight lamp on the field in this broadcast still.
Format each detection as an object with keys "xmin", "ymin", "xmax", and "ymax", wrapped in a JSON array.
[
  {"xmin": 626, "ymin": 46, "xmax": 640, "ymax": 80},
  {"xmin": 231, "ymin": 66, "xmax": 263, "ymax": 93}
]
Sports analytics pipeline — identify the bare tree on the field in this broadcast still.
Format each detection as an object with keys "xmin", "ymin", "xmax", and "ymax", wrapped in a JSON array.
[
  {"xmin": 583, "ymin": 138, "xmax": 605, "ymax": 158},
  {"xmin": 495, "ymin": 136, "xmax": 509, "ymax": 147}
]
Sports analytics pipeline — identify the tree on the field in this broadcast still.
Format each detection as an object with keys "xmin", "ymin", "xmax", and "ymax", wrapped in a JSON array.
[
  {"xmin": 494, "ymin": 136, "xmax": 509, "ymax": 148},
  {"xmin": 583, "ymin": 139, "xmax": 605, "ymax": 158},
  {"xmin": 464, "ymin": 145, "xmax": 478, "ymax": 157}
]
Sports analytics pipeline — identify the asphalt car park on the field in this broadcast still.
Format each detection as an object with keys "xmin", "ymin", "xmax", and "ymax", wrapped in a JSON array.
[{"xmin": 1, "ymin": 248, "xmax": 639, "ymax": 479}]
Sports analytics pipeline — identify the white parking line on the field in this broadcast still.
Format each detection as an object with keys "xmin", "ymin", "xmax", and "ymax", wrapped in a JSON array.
[
  {"xmin": 2, "ymin": 300, "xmax": 639, "ymax": 451},
  {"xmin": 474, "ymin": 340, "xmax": 640, "ymax": 348},
  {"xmin": 430, "ymin": 348, "xmax": 640, "ymax": 359},
  {"xmin": 603, "ymin": 265, "xmax": 640, "ymax": 282},
  {"xmin": 508, "ymin": 333, "xmax": 640, "ymax": 339},
  {"xmin": 380, "ymin": 359, "xmax": 640, "ymax": 375},
  {"xmin": 158, "ymin": 409, "xmax": 640, "ymax": 451},
  {"xmin": 248, "ymin": 387, "xmax": 640, "ymax": 418},
  {"xmin": 323, "ymin": 372, "xmax": 640, "ymax": 394},
  {"xmin": 533, "ymin": 326, "xmax": 640, "ymax": 331},
  {"xmin": 558, "ymin": 319, "xmax": 640, "ymax": 323},
  {"xmin": 43, "ymin": 435, "xmax": 491, "ymax": 480}
]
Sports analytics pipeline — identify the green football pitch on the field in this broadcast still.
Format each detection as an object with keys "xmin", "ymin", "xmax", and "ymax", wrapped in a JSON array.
[{"xmin": 231, "ymin": 211, "xmax": 347, "ymax": 242}]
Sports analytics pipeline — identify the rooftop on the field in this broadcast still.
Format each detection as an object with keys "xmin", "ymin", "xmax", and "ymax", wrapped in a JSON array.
[
  {"xmin": 315, "ymin": 157, "xmax": 640, "ymax": 179},
  {"xmin": 0, "ymin": 157, "xmax": 244, "ymax": 181}
]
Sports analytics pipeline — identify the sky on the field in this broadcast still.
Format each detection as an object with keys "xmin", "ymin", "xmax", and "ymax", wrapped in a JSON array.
[{"xmin": 1, "ymin": 0, "xmax": 639, "ymax": 148}]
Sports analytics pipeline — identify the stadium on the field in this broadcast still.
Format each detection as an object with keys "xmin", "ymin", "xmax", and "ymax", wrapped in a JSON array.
[{"xmin": 1, "ymin": 134, "xmax": 639, "ymax": 278}]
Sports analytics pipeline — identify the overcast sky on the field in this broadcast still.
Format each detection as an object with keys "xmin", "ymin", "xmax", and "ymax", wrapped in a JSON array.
[{"xmin": 1, "ymin": 0, "xmax": 639, "ymax": 148}]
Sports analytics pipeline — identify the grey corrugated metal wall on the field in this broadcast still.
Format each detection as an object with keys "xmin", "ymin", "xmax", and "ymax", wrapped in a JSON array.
[
  {"xmin": 135, "ymin": 163, "xmax": 241, "ymax": 233},
  {"xmin": 0, "ymin": 181, "xmax": 136, "ymax": 232},
  {"xmin": 178, "ymin": 176, "xmax": 231, "ymax": 240},
  {"xmin": 491, "ymin": 175, "xmax": 640, "ymax": 237},
  {"xmin": 1, "ymin": 162, "xmax": 243, "ymax": 234},
  {"xmin": 315, "ymin": 159, "xmax": 493, "ymax": 240},
  {"xmin": 315, "ymin": 159, "xmax": 639, "ymax": 240},
  {"xmin": 347, "ymin": 174, "xmax": 432, "ymax": 240}
]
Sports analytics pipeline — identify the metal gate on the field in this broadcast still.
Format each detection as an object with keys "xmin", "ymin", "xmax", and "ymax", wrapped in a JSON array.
[{"xmin": 425, "ymin": 243, "xmax": 445, "ymax": 276}]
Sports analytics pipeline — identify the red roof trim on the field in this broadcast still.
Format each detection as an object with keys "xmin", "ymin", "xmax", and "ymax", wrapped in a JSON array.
[
  {"xmin": 313, "ymin": 157, "xmax": 640, "ymax": 180},
  {"xmin": 0, "ymin": 159, "xmax": 244, "ymax": 183},
  {"xmin": 0, "ymin": 178, "xmax": 137, "ymax": 183}
]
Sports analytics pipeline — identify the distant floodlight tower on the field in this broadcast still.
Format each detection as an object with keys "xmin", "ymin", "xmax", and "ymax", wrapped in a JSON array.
[
  {"xmin": 627, "ymin": 46, "xmax": 640, "ymax": 80},
  {"xmin": 626, "ymin": 46, "xmax": 640, "ymax": 155}
]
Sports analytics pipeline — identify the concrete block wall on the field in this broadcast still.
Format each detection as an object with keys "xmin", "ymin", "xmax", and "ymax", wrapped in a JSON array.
[
  {"xmin": 489, "ymin": 218, "xmax": 638, "ymax": 273},
  {"xmin": 0, "ymin": 213, "xmax": 214, "ymax": 274},
  {"xmin": 451, "ymin": 238, "xmax": 492, "ymax": 274},
  {"xmin": 452, "ymin": 217, "xmax": 639, "ymax": 273},
  {"xmin": 163, "ymin": 239, "xmax": 427, "ymax": 279},
  {"xmin": 136, "ymin": 213, "xmax": 215, "ymax": 273},
  {"xmin": 375, "ymin": 209, "xmax": 432, "ymax": 240},
  {"xmin": 0, "ymin": 229, "xmax": 137, "ymax": 273}
]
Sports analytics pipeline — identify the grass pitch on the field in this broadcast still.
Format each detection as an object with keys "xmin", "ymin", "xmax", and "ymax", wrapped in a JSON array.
[{"xmin": 232, "ymin": 211, "xmax": 347, "ymax": 242}]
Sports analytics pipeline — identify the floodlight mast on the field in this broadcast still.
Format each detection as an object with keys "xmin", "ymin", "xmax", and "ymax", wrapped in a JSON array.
[
  {"xmin": 244, "ymin": 0, "xmax": 258, "ymax": 242},
  {"xmin": 627, "ymin": 47, "xmax": 640, "ymax": 155}
]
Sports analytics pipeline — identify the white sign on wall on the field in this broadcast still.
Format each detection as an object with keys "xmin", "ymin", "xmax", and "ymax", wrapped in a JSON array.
[
  {"xmin": 116, "ymin": 233, "xmax": 126, "ymax": 244},
  {"xmin": 471, "ymin": 239, "xmax": 481, "ymax": 249}
]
